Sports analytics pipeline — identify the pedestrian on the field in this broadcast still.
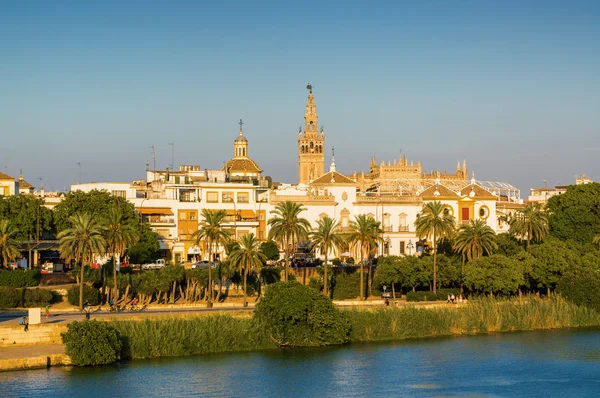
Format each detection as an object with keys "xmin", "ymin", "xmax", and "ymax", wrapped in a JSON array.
[
  {"xmin": 447, "ymin": 295, "xmax": 451, "ymax": 304},
  {"xmin": 451, "ymin": 294, "xmax": 455, "ymax": 304},
  {"xmin": 45, "ymin": 304, "xmax": 50, "ymax": 319},
  {"xmin": 385, "ymin": 298, "xmax": 390, "ymax": 306},
  {"xmin": 22, "ymin": 316, "xmax": 29, "ymax": 332}
]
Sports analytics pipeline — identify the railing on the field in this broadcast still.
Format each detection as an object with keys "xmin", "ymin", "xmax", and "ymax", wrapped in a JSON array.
[
  {"xmin": 397, "ymin": 226, "xmax": 410, "ymax": 232},
  {"xmin": 144, "ymin": 216, "xmax": 176, "ymax": 224}
]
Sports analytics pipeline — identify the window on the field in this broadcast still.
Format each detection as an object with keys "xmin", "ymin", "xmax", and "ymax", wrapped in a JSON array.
[
  {"xmin": 478, "ymin": 205, "xmax": 490, "ymax": 220},
  {"xmin": 206, "ymin": 192, "xmax": 218, "ymax": 203},
  {"xmin": 156, "ymin": 229, "xmax": 170, "ymax": 239},
  {"xmin": 189, "ymin": 212, "xmax": 197, "ymax": 221},
  {"xmin": 237, "ymin": 192, "xmax": 249, "ymax": 203},
  {"xmin": 400, "ymin": 241, "xmax": 405, "ymax": 254},
  {"xmin": 112, "ymin": 190, "xmax": 126, "ymax": 198},
  {"xmin": 179, "ymin": 211, "xmax": 187, "ymax": 221},
  {"xmin": 175, "ymin": 176, "xmax": 180, "ymax": 184},
  {"xmin": 222, "ymin": 192, "xmax": 234, "ymax": 202}
]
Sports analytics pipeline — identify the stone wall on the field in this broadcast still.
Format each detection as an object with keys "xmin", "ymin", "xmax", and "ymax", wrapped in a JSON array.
[{"xmin": 0, "ymin": 324, "xmax": 67, "ymax": 347}]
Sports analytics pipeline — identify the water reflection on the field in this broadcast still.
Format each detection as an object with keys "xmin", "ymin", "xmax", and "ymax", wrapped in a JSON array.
[{"xmin": 1, "ymin": 328, "xmax": 600, "ymax": 397}]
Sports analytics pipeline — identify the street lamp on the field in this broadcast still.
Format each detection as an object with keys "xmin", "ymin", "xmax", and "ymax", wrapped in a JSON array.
[{"xmin": 407, "ymin": 240, "xmax": 414, "ymax": 256}]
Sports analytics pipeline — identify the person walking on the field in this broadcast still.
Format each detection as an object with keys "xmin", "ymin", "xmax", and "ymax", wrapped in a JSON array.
[
  {"xmin": 22, "ymin": 316, "xmax": 29, "ymax": 332},
  {"xmin": 44, "ymin": 304, "xmax": 50, "ymax": 319}
]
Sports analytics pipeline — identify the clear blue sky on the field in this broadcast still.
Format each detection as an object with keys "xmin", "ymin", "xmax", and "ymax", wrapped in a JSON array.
[{"xmin": 1, "ymin": 0, "xmax": 599, "ymax": 195}]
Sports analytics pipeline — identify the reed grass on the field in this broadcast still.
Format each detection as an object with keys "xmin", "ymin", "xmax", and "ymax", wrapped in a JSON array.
[{"xmin": 106, "ymin": 296, "xmax": 600, "ymax": 359}]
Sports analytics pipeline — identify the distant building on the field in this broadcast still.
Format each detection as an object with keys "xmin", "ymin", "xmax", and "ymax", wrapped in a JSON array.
[{"xmin": 527, "ymin": 175, "xmax": 594, "ymax": 205}]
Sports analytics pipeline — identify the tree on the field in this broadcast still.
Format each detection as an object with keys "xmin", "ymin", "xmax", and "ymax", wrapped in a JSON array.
[
  {"xmin": 463, "ymin": 254, "xmax": 524, "ymax": 297},
  {"xmin": 267, "ymin": 201, "xmax": 311, "ymax": 282},
  {"xmin": 58, "ymin": 213, "xmax": 106, "ymax": 309},
  {"xmin": 510, "ymin": 203, "xmax": 549, "ymax": 250},
  {"xmin": 309, "ymin": 216, "xmax": 344, "ymax": 296},
  {"xmin": 453, "ymin": 219, "xmax": 498, "ymax": 262},
  {"xmin": 547, "ymin": 182, "xmax": 600, "ymax": 244},
  {"xmin": 228, "ymin": 233, "xmax": 266, "ymax": 307},
  {"xmin": 594, "ymin": 234, "xmax": 600, "ymax": 249},
  {"xmin": 373, "ymin": 256, "xmax": 402, "ymax": 299},
  {"xmin": 528, "ymin": 238, "xmax": 576, "ymax": 296},
  {"xmin": 127, "ymin": 223, "xmax": 160, "ymax": 265},
  {"xmin": 414, "ymin": 201, "xmax": 455, "ymax": 294},
  {"xmin": 191, "ymin": 209, "xmax": 231, "ymax": 308},
  {"xmin": 0, "ymin": 219, "xmax": 21, "ymax": 267},
  {"xmin": 53, "ymin": 190, "xmax": 137, "ymax": 233},
  {"xmin": 348, "ymin": 214, "xmax": 383, "ymax": 300},
  {"xmin": 495, "ymin": 233, "xmax": 524, "ymax": 257},
  {"xmin": 259, "ymin": 240, "xmax": 280, "ymax": 262},
  {"xmin": 0, "ymin": 195, "xmax": 52, "ymax": 240},
  {"xmin": 103, "ymin": 207, "xmax": 139, "ymax": 302}
]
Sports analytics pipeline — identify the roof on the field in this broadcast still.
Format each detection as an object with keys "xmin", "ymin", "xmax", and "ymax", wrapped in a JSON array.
[
  {"xmin": 0, "ymin": 171, "xmax": 14, "ymax": 180},
  {"xmin": 311, "ymin": 171, "xmax": 357, "ymax": 185},
  {"xmin": 18, "ymin": 177, "xmax": 34, "ymax": 189},
  {"xmin": 222, "ymin": 158, "xmax": 262, "ymax": 173},
  {"xmin": 419, "ymin": 184, "xmax": 459, "ymax": 198},
  {"xmin": 234, "ymin": 135, "xmax": 248, "ymax": 143},
  {"xmin": 460, "ymin": 184, "xmax": 496, "ymax": 198}
]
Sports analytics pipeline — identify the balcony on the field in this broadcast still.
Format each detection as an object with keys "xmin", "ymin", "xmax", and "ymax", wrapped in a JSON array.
[
  {"xmin": 145, "ymin": 216, "xmax": 176, "ymax": 225},
  {"xmin": 397, "ymin": 226, "xmax": 410, "ymax": 232}
]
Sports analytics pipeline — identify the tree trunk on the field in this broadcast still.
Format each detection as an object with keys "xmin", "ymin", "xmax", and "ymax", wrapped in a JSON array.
[
  {"xmin": 243, "ymin": 265, "xmax": 248, "ymax": 307},
  {"xmin": 284, "ymin": 237, "xmax": 289, "ymax": 282},
  {"xmin": 207, "ymin": 241, "xmax": 213, "ymax": 308},
  {"xmin": 79, "ymin": 260, "xmax": 84, "ymax": 309},
  {"xmin": 433, "ymin": 230, "xmax": 437, "ymax": 295},
  {"xmin": 323, "ymin": 253, "xmax": 329, "ymax": 296},
  {"xmin": 170, "ymin": 281, "xmax": 176, "ymax": 303},
  {"xmin": 368, "ymin": 258, "xmax": 373, "ymax": 297},
  {"xmin": 392, "ymin": 283, "xmax": 396, "ymax": 300},
  {"xmin": 113, "ymin": 254, "xmax": 119, "ymax": 305},
  {"xmin": 359, "ymin": 253, "xmax": 364, "ymax": 300},
  {"xmin": 547, "ymin": 287, "xmax": 551, "ymax": 298}
]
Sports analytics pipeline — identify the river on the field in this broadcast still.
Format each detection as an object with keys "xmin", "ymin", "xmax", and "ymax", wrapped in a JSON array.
[{"xmin": 2, "ymin": 328, "xmax": 600, "ymax": 397}]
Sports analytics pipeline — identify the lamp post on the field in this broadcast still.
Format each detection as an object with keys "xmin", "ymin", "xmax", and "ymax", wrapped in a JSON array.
[{"xmin": 407, "ymin": 240, "xmax": 414, "ymax": 256}]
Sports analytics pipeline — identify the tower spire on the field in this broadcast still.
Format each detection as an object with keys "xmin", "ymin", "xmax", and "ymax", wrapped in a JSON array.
[
  {"xmin": 298, "ymin": 85, "xmax": 325, "ymax": 184},
  {"xmin": 234, "ymin": 119, "xmax": 248, "ymax": 159},
  {"xmin": 329, "ymin": 146, "xmax": 336, "ymax": 172}
]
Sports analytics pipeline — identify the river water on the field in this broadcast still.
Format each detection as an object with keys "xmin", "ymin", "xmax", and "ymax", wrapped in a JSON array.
[{"xmin": 2, "ymin": 328, "xmax": 600, "ymax": 397}]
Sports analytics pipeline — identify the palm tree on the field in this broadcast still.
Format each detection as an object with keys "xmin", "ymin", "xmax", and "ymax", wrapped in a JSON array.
[
  {"xmin": 453, "ymin": 219, "xmax": 498, "ymax": 262},
  {"xmin": 0, "ymin": 219, "xmax": 21, "ymax": 268},
  {"xmin": 509, "ymin": 203, "xmax": 549, "ymax": 250},
  {"xmin": 58, "ymin": 213, "xmax": 106, "ymax": 309},
  {"xmin": 192, "ymin": 209, "xmax": 231, "ymax": 308},
  {"xmin": 309, "ymin": 216, "xmax": 344, "ymax": 296},
  {"xmin": 414, "ymin": 201, "xmax": 455, "ymax": 294},
  {"xmin": 103, "ymin": 207, "xmax": 139, "ymax": 303},
  {"xmin": 267, "ymin": 201, "xmax": 311, "ymax": 282},
  {"xmin": 348, "ymin": 214, "xmax": 383, "ymax": 300},
  {"xmin": 228, "ymin": 233, "xmax": 266, "ymax": 307}
]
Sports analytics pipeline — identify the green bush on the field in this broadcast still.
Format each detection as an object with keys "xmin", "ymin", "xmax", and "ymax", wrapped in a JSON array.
[
  {"xmin": 557, "ymin": 269, "xmax": 600, "ymax": 313},
  {"xmin": 254, "ymin": 281, "xmax": 350, "ymax": 347},
  {"xmin": 23, "ymin": 288, "xmax": 54, "ymax": 307},
  {"xmin": 260, "ymin": 267, "xmax": 281, "ymax": 285},
  {"xmin": 0, "ymin": 286, "xmax": 21, "ymax": 308},
  {"xmin": 406, "ymin": 288, "xmax": 461, "ymax": 302},
  {"xmin": 67, "ymin": 285, "xmax": 101, "ymax": 306},
  {"xmin": 61, "ymin": 320, "xmax": 122, "ymax": 366},
  {"xmin": 0, "ymin": 269, "xmax": 41, "ymax": 287},
  {"xmin": 331, "ymin": 272, "xmax": 361, "ymax": 300},
  {"xmin": 308, "ymin": 277, "xmax": 322, "ymax": 292}
]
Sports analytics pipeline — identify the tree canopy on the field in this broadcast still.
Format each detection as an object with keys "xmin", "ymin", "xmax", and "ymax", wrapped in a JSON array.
[
  {"xmin": 0, "ymin": 195, "xmax": 53, "ymax": 240},
  {"xmin": 547, "ymin": 182, "xmax": 600, "ymax": 244}
]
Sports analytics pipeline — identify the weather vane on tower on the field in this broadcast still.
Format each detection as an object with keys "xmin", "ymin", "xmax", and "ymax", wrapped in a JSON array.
[{"xmin": 306, "ymin": 83, "xmax": 313, "ymax": 93}]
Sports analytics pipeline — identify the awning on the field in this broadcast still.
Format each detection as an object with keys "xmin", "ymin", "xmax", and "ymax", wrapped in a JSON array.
[
  {"xmin": 239, "ymin": 210, "xmax": 256, "ymax": 219},
  {"xmin": 137, "ymin": 207, "xmax": 173, "ymax": 215}
]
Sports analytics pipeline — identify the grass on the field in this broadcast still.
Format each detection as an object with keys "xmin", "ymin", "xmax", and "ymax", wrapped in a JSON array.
[{"xmin": 106, "ymin": 296, "xmax": 600, "ymax": 359}]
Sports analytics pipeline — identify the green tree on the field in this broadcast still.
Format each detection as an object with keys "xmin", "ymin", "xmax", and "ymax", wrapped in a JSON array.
[
  {"xmin": 510, "ymin": 203, "xmax": 549, "ymax": 250},
  {"xmin": 228, "ymin": 233, "xmax": 266, "ymax": 307},
  {"xmin": 0, "ymin": 195, "xmax": 52, "ymax": 240},
  {"xmin": 463, "ymin": 254, "xmax": 524, "ymax": 296},
  {"xmin": 61, "ymin": 320, "xmax": 122, "ymax": 366},
  {"xmin": 495, "ymin": 233, "xmax": 524, "ymax": 257},
  {"xmin": 58, "ymin": 213, "xmax": 106, "ymax": 309},
  {"xmin": 373, "ymin": 256, "xmax": 402, "ymax": 298},
  {"xmin": 528, "ymin": 238, "xmax": 576, "ymax": 296},
  {"xmin": 0, "ymin": 219, "xmax": 21, "ymax": 267},
  {"xmin": 547, "ymin": 182, "xmax": 600, "ymax": 244},
  {"xmin": 348, "ymin": 214, "xmax": 383, "ymax": 300},
  {"xmin": 127, "ymin": 223, "xmax": 160, "ymax": 265},
  {"xmin": 594, "ymin": 234, "xmax": 600, "ymax": 249},
  {"xmin": 103, "ymin": 207, "xmax": 140, "ymax": 302},
  {"xmin": 453, "ymin": 219, "xmax": 498, "ymax": 261},
  {"xmin": 267, "ymin": 201, "xmax": 311, "ymax": 282},
  {"xmin": 53, "ymin": 190, "xmax": 137, "ymax": 233},
  {"xmin": 259, "ymin": 240, "xmax": 280, "ymax": 262},
  {"xmin": 191, "ymin": 209, "xmax": 231, "ymax": 308},
  {"xmin": 309, "ymin": 216, "xmax": 344, "ymax": 296},
  {"xmin": 414, "ymin": 201, "xmax": 456, "ymax": 294}
]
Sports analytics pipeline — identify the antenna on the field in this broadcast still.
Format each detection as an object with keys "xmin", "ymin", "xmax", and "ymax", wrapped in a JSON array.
[
  {"xmin": 3, "ymin": 158, "xmax": 7, "ymax": 172},
  {"xmin": 77, "ymin": 162, "xmax": 82, "ymax": 184},
  {"xmin": 150, "ymin": 146, "xmax": 156, "ymax": 173},
  {"xmin": 37, "ymin": 177, "xmax": 43, "ymax": 190},
  {"xmin": 168, "ymin": 143, "xmax": 174, "ymax": 170}
]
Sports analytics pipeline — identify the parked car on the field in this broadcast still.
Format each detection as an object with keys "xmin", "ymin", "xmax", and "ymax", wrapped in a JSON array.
[
  {"xmin": 142, "ymin": 259, "xmax": 166, "ymax": 270},
  {"xmin": 192, "ymin": 260, "xmax": 216, "ymax": 269}
]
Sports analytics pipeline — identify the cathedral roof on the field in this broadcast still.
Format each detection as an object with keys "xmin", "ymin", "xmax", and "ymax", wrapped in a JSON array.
[
  {"xmin": 222, "ymin": 158, "xmax": 262, "ymax": 174},
  {"xmin": 234, "ymin": 134, "xmax": 248, "ymax": 143},
  {"xmin": 311, "ymin": 171, "xmax": 357, "ymax": 185},
  {"xmin": 419, "ymin": 184, "xmax": 460, "ymax": 198}
]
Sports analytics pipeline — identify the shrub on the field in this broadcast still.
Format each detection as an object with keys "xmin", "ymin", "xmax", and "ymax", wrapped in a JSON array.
[
  {"xmin": 23, "ymin": 288, "xmax": 54, "ymax": 307},
  {"xmin": 331, "ymin": 272, "xmax": 361, "ymax": 300},
  {"xmin": 260, "ymin": 267, "xmax": 281, "ymax": 285},
  {"xmin": 0, "ymin": 286, "xmax": 21, "ymax": 308},
  {"xmin": 0, "ymin": 269, "xmax": 41, "ymax": 287},
  {"xmin": 67, "ymin": 285, "xmax": 101, "ymax": 306},
  {"xmin": 406, "ymin": 288, "xmax": 462, "ymax": 302},
  {"xmin": 557, "ymin": 269, "xmax": 600, "ymax": 313},
  {"xmin": 254, "ymin": 281, "xmax": 350, "ymax": 347},
  {"xmin": 308, "ymin": 277, "xmax": 322, "ymax": 292},
  {"xmin": 61, "ymin": 320, "xmax": 122, "ymax": 366}
]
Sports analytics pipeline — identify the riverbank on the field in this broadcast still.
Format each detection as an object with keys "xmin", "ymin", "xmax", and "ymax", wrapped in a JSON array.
[{"xmin": 3, "ymin": 297, "xmax": 599, "ymax": 372}]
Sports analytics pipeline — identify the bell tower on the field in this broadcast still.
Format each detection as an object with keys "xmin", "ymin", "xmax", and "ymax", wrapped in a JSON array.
[{"xmin": 298, "ymin": 84, "xmax": 325, "ymax": 184}]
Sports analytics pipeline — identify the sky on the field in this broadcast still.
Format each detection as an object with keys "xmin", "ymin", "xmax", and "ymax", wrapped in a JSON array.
[{"xmin": 1, "ymin": 0, "xmax": 599, "ymax": 196}]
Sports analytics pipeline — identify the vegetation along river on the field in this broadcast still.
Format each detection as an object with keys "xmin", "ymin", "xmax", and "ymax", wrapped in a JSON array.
[{"xmin": 2, "ymin": 328, "xmax": 600, "ymax": 397}]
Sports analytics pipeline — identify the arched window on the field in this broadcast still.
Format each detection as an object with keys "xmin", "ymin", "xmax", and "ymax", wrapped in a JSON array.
[
  {"xmin": 301, "ymin": 146, "xmax": 305, "ymax": 154},
  {"xmin": 310, "ymin": 142, "xmax": 314, "ymax": 150},
  {"xmin": 309, "ymin": 121, "xmax": 314, "ymax": 131},
  {"xmin": 242, "ymin": 148, "xmax": 245, "ymax": 157}
]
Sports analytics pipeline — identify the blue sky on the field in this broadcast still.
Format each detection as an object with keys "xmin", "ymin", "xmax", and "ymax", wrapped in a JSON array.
[{"xmin": 1, "ymin": 0, "xmax": 599, "ymax": 195}]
